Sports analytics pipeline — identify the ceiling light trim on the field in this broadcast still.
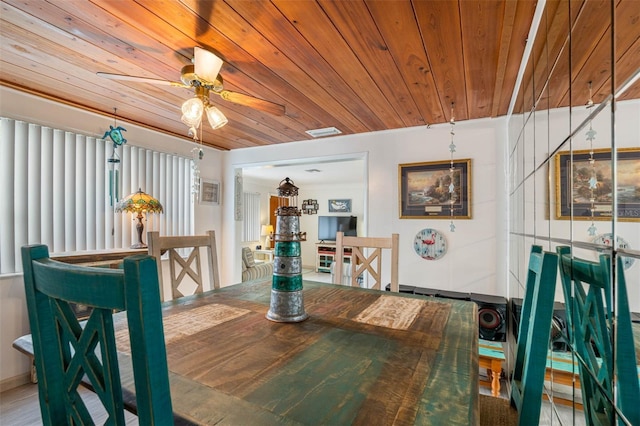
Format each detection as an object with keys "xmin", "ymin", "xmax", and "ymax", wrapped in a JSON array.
[{"xmin": 305, "ymin": 127, "xmax": 342, "ymax": 138}]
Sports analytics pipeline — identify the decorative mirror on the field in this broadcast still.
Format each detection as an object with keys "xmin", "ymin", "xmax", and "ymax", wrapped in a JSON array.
[{"xmin": 301, "ymin": 199, "xmax": 319, "ymax": 214}]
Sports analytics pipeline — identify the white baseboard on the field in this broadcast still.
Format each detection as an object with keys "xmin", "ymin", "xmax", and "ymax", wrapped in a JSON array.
[{"xmin": 0, "ymin": 372, "xmax": 31, "ymax": 393}]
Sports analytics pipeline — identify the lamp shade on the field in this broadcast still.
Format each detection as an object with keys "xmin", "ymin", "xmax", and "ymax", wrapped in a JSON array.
[
  {"xmin": 261, "ymin": 224, "xmax": 274, "ymax": 236},
  {"xmin": 181, "ymin": 113, "xmax": 201, "ymax": 128},
  {"xmin": 115, "ymin": 188, "xmax": 163, "ymax": 214},
  {"xmin": 116, "ymin": 188, "xmax": 163, "ymax": 249},
  {"xmin": 194, "ymin": 47, "xmax": 223, "ymax": 84},
  {"xmin": 181, "ymin": 97, "xmax": 204, "ymax": 124},
  {"xmin": 205, "ymin": 105, "xmax": 228, "ymax": 129}
]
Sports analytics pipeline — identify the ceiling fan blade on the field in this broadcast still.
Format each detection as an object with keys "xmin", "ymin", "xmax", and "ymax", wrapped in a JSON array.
[
  {"xmin": 96, "ymin": 72, "xmax": 186, "ymax": 87},
  {"xmin": 217, "ymin": 90, "xmax": 286, "ymax": 116},
  {"xmin": 194, "ymin": 47, "xmax": 223, "ymax": 84}
]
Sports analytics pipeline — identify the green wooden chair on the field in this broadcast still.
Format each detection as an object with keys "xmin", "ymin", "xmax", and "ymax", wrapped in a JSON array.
[
  {"xmin": 21, "ymin": 244, "xmax": 174, "ymax": 425},
  {"xmin": 556, "ymin": 246, "xmax": 639, "ymax": 426},
  {"xmin": 510, "ymin": 245, "xmax": 559, "ymax": 425}
]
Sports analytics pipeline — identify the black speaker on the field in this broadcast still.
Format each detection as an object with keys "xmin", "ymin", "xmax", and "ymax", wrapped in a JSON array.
[
  {"xmin": 436, "ymin": 290, "xmax": 470, "ymax": 301},
  {"xmin": 413, "ymin": 287, "xmax": 440, "ymax": 297},
  {"xmin": 384, "ymin": 284, "xmax": 416, "ymax": 294},
  {"xmin": 510, "ymin": 298, "xmax": 523, "ymax": 339},
  {"xmin": 510, "ymin": 298, "xmax": 569, "ymax": 351},
  {"xmin": 471, "ymin": 293, "xmax": 507, "ymax": 342},
  {"xmin": 550, "ymin": 302, "xmax": 569, "ymax": 352}
]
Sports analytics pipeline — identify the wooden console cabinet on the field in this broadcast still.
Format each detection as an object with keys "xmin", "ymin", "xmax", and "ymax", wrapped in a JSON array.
[
  {"xmin": 315, "ymin": 242, "xmax": 352, "ymax": 273},
  {"xmin": 52, "ymin": 248, "xmax": 146, "ymax": 267}
]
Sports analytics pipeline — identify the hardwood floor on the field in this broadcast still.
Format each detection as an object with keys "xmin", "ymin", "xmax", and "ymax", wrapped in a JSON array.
[
  {"xmin": 0, "ymin": 383, "xmax": 42, "ymax": 425},
  {"xmin": 0, "ymin": 382, "xmax": 138, "ymax": 425}
]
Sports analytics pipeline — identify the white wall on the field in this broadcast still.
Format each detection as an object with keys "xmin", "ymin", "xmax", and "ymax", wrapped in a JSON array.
[
  {"xmin": 222, "ymin": 117, "xmax": 507, "ymax": 296},
  {"xmin": 0, "ymin": 86, "xmax": 224, "ymax": 387},
  {"xmin": 0, "ymin": 273, "xmax": 30, "ymax": 391}
]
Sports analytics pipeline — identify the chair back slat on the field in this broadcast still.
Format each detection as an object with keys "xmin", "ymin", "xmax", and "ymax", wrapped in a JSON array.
[
  {"xmin": 334, "ymin": 232, "xmax": 399, "ymax": 291},
  {"xmin": 148, "ymin": 230, "xmax": 220, "ymax": 301},
  {"xmin": 556, "ymin": 245, "xmax": 639, "ymax": 426},
  {"xmin": 33, "ymin": 258, "xmax": 126, "ymax": 310},
  {"xmin": 510, "ymin": 245, "xmax": 558, "ymax": 426},
  {"xmin": 21, "ymin": 244, "xmax": 173, "ymax": 425}
]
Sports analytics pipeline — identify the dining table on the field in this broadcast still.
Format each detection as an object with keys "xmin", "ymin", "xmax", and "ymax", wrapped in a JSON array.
[{"xmin": 115, "ymin": 279, "xmax": 481, "ymax": 424}]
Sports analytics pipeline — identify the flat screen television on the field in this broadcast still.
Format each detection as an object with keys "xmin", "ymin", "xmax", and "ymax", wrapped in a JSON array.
[{"xmin": 318, "ymin": 216, "xmax": 357, "ymax": 241}]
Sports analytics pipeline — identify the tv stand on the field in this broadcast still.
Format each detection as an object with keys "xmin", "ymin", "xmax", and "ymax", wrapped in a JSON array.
[{"xmin": 315, "ymin": 242, "xmax": 352, "ymax": 273}]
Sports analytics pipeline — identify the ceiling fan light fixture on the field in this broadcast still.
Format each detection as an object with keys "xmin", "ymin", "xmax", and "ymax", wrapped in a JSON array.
[
  {"xmin": 194, "ymin": 47, "xmax": 223, "ymax": 84},
  {"xmin": 205, "ymin": 105, "xmax": 228, "ymax": 129},
  {"xmin": 182, "ymin": 96, "xmax": 204, "ymax": 122},
  {"xmin": 180, "ymin": 113, "xmax": 201, "ymax": 138},
  {"xmin": 181, "ymin": 113, "xmax": 201, "ymax": 127}
]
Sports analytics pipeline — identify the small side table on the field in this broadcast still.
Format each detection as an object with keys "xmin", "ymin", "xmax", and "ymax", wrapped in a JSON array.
[
  {"xmin": 254, "ymin": 249, "xmax": 274, "ymax": 262},
  {"xmin": 478, "ymin": 339, "xmax": 505, "ymax": 397}
]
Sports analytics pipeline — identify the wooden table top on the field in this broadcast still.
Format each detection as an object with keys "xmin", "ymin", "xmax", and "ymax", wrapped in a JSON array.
[{"xmin": 114, "ymin": 279, "xmax": 479, "ymax": 425}]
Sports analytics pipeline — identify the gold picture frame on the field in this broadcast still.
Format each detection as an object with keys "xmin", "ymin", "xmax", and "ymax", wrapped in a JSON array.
[
  {"xmin": 555, "ymin": 147, "xmax": 640, "ymax": 221},
  {"xmin": 399, "ymin": 159, "xmax": 472, "ymax": 219}
]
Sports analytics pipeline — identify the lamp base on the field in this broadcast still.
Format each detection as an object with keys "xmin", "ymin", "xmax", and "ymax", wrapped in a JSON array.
[{"xmin": 133, "ymin": 213, "xmax": 146, "ymax": 249}]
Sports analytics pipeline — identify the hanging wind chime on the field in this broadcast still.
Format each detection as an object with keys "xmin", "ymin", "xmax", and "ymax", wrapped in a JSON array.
[
  {"xmin": 191, "ymin": 145, "xmax": 203, "ymax": 200},
  {"xmin": 585, "ymin": 82, "xmax": 598, "ymax": 237},
  {"xmin": 103, "ymin": 108, "xmax": 127, "ymax": 207},
  {"xmin": 190, "ymin": 112, "xmax": 205, "ymax": 201},
  {"xmin": 448, "ymin": 103, "xmax": 457, "ymax": 232}
]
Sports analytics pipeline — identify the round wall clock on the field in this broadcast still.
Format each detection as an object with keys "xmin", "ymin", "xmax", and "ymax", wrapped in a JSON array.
[
  {"xmin": 414, "ymin": 228, "xmax": 447, "ymax": 260},
  {"xmin": 592, "ymin": 233, "xmax": 635, "ymax": 270}
]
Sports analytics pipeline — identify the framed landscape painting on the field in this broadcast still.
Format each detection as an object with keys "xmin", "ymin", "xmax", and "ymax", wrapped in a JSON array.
[
  {"xmin": 555, "ymin": 147, "xmax": 640, "ymax": 221},
  {"xmin": 399, "ymin": 159, "xmax": 471, "ymax": 219}
]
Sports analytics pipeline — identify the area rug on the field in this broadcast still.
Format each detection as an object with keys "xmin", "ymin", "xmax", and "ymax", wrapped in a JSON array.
[
  {"xmin": 353, "ymin": 295, "xmax": 428, "ymax": 330},
  {"xmin": 115, "ymin": 303, "xmax": 250, "ymax": 352},
  {"xmin": 479, "ymin": 394, "xmax": 517, "ymax": 426}
]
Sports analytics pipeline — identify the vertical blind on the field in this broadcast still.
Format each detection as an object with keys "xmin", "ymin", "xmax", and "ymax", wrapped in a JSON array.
[
  {"xmin": 242, "ymin": 192, "xmax": 261, "ymax": 242},
  {"xmin": 0, "ymin": 118, "xmax": 193, "ymax": 274}
]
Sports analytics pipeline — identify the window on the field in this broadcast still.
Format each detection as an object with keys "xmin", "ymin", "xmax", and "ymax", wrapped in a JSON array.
[
  {"xmin": 242, "ymin": 192, "xmax": 260, "ymax": 242},
  {"xmin": 0, "ymin": 118, "xmax": 193, "ymax": 274}
]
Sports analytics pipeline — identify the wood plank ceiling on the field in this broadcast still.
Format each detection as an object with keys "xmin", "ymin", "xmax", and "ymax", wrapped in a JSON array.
[{"xmin": 0, "ymin": 1, "xmax": 637, "ymax": 151}]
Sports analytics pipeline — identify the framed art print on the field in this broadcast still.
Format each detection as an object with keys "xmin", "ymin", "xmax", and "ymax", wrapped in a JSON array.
[
  {"xmin": 328, "ymin": 199, "xmax": 352, "ymax": 213},
  {"xmin": 200, "ymin": 179, "xmax": 220, "ymax": 205},
  {"xmin": 399, "ymin": 159, "xmax": 471, "ymax": 219},
  {"xmin": 555, "ymin": 148, "xmax": 639, "ymax": 221}
]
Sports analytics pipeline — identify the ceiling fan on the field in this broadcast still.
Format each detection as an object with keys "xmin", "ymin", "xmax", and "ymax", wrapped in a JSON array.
[{"xmin": 97, "ymin": 47, "xmax": 286, "ymax": 134}]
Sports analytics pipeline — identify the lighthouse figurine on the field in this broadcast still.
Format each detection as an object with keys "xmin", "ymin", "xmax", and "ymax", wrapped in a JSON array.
[{"xmin": 266, "ymin": 177, "xmax": 309, "ymax": 323}]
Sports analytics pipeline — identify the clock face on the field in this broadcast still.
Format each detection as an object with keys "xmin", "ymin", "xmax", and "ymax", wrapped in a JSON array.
[
  {"xmin": 592, "ymin": 233, "xmax": 635, "ymax": 270},
  {"xmin": 414, "ymin": 228, "xmax": 447, "ymax": 260}
]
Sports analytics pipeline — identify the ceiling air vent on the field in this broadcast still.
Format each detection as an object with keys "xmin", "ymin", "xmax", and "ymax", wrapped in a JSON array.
[{"xmin": 305, "ymin": 127, "xmax": 342, "ymax": 138}]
